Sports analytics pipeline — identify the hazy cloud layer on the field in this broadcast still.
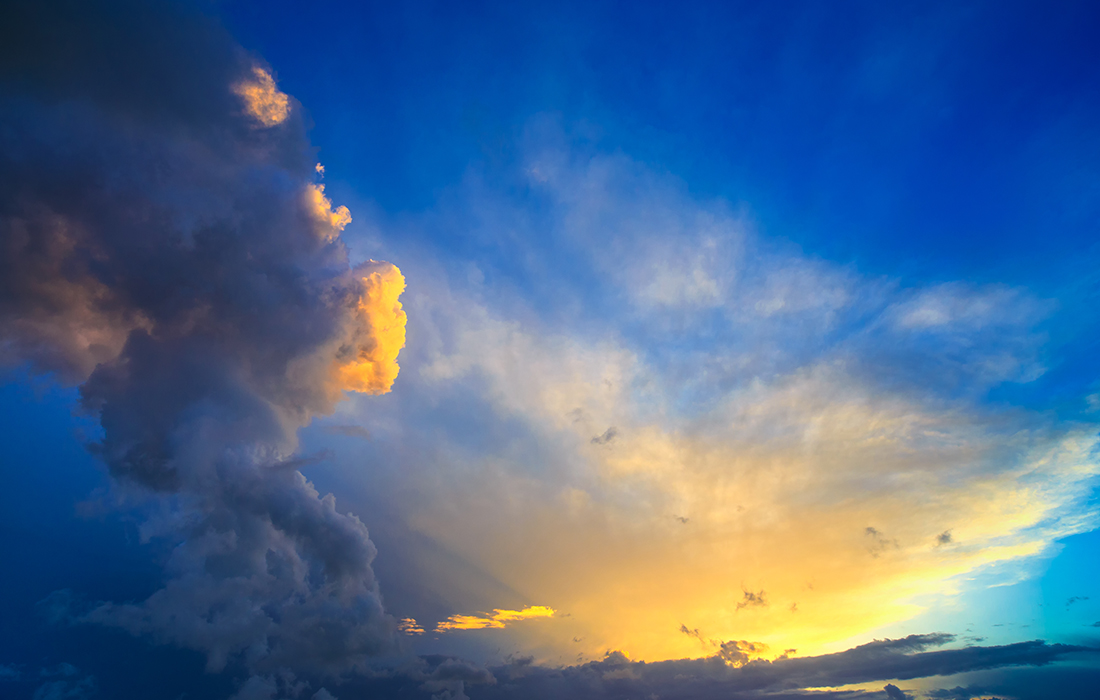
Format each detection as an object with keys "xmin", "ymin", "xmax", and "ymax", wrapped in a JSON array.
[{"xmin": 323, "ymin": 137, "xmax": 1100, "ymax": 665}]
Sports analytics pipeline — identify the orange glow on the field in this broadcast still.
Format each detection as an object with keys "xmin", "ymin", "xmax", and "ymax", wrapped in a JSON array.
[
  {"xmin": 232, "ymin": 66, "xmax": 289, "ymax": 127},
  {"xmin": 398, "ymin": 618, "xmax": 425, "ymax": 635},
  {"xmin": 435, "ymin": 605, "xmax": 556, "ymax": 632},
  {"xmin": 335, "ymin": 263, "xmax": 407, "ymax": 394}
]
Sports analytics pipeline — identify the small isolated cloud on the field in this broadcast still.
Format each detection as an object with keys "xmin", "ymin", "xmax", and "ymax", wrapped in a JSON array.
[
  {"xmin": 0, "ymin": 664, "xmax": 20, "ymax": 681},
  {"xmin": 1066, "ymin": 596, "xmax": 1090, "ymax": 608},
  {"xmin": 937, "ymin": 530, "xmax": 953, "ymax": 546},
  {"xmin": 435, "ymin": 606, "xmax": 555, "ymax": 632},
  {"xmin": 399, "ymin": 618, "xmax": 426, "ymax": 635},
  {"xmin": 591, "ymin": 427, "xmax": 618, "ymax": 445},
  {"xmin": 680, "ymin": 624, "xmax": 705, "ymax": 643},
  {"xmin": 866, "ymin": 527, "xmax": 901, "ymax": 557},
  {"xmin": 736, "ymin": 589, "xmax": 768, "ymax": 611}
]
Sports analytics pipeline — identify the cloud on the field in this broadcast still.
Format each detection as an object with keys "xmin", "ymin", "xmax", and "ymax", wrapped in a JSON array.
[
  {"xmin": 399, "ymin": 618, "xmax": 426, "ymax": 635},
  {"xmin": 232, "ymin": 66, "xmax": 290, "ymax": 127},
  {"xmin": 332, "ymin": 136, "xmax": 1100, "ymax": 665},
  {"xmin": 462, "ymin": 635, "xmax": 1095, "ymax": 700},
  {"xmin": 1, "ymin": 0, "xmax": 405, "ymax": 679},
  {"xmin": 590, "ymin": 427, "xmax": 618, "ymax": 445},
  {"xmin": 419, "ymin": 658, "xmax": 496, "ymax": 700},
  {"xmin": 334, "ymin": 262, "xmax": 408, "ymax": 395},
  {"xmin": 435, "ymin": 605, "xmax": 556, "ymax": 632},
  {"xmin": 736, "ymin": 589, "xmax": 769, "ymax": 611},
  {"xmin": 718, "ymin": 640, "xmax": 770, "ymax": 667},
  {"xmin": 883, "ymin": 683, "xmax": 910, "ymax": 700},
  {"xmin": 305, "ymin": 183, "xmax": 353, "ymax": 240}
]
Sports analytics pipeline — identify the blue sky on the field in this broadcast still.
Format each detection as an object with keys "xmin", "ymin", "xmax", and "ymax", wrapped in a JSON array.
[{"xmin": 2, "ymin": 1, "xmax": 1099, "ymax": 699}]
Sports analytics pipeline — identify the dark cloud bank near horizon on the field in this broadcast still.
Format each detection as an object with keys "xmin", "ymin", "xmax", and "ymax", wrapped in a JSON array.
[{"xmin": 1, "ymin": 2, "xmax": 1099, "ymax": 699}]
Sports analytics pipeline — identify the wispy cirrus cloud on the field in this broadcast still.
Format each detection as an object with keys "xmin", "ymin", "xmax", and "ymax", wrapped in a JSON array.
[{"xmin": 324, "ymin": 137, "xmax": 1099, "ymax": 667}]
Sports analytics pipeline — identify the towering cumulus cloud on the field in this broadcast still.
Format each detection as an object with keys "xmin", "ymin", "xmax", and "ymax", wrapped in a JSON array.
[{"xmin": 0, "ymin": 0, "xmax": 405, "ymax": 679}]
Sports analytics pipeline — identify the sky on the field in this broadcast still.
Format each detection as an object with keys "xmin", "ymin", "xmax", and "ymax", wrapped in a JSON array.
[{"xmin": 1, "ymin": 1, "xmax": 1099, "ymax": 699}]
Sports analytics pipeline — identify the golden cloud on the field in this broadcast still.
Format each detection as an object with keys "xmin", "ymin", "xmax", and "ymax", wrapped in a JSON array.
[
  {"xmin": 435, "ymin": 605, "xmax": 556, "ymax": 632},
  {"xmin": 398, "ymin": 618, "xmax": 425, "ymax": 635},
  {"xmin": 232, "ymin": 66, "xmax": 290, "ymax": 127},
  {"xmin": 335, "ymin": 262, "xmax": 407, "ymax": 394}
]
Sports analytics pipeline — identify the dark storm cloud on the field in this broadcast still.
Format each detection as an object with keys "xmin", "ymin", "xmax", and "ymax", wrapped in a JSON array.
[
  {"xmin": 458, "ymin": 634, "xmax": 1097, "ymax": 700},
  {"xmin": 1, "ymin": 0, "xmax": 402, "ymax": 682},
  {"xmin": 883, "ymin": 683, "xmax": 910, "ymax": 700}
]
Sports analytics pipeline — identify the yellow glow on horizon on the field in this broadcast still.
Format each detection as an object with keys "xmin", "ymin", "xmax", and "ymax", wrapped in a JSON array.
[{"xmin": 400, "ymin": 313, "xmax": 1100, "ymax": 665}]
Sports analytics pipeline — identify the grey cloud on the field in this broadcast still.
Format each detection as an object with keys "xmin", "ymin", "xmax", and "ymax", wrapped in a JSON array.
[
  {"xmin": 866, "ymin": 527, "xmax": 900, "ymax": 557},
  {"xmin": 2, "ymin": 0, "xmax": 397, "ymax": 681},
  {"xmin": 419, "ymin": 657, "xmax": 496, "ymax": 700},
  {"xmin": 1066, "ymin": 596, "xmax": 1089, "ymax": 608},
  {"xmin": 463, "ymin": 634, "xmax": 1095, "ymax": 700},
  {"xmin": 736, "ymin": 589, "xmax": 768, "ymax": 611},
  {"xmin": 936, "ymin": 530, "xmax": 953, "ymax": 546},
  {"xmin": 590, "ymin": 427, "xmax": 618, "ymax": 445},
  {"xmin": 680, "ymin": 624, "xmax": 705, "ymax": 642},
  {"xmin": 883, "ymin": 683, "xmax": 909, "ymax": 700}
]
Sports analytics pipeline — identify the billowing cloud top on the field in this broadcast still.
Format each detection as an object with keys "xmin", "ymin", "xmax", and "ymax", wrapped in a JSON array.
[{"xmin": 0, "ymin": 0, "xmax": 405, "ymax": 681}]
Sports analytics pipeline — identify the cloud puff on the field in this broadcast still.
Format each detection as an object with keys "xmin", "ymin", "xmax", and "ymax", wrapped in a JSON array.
[
  {"xmin": 232, "ymin": 66, "xmax": 291, "ymax": 127},
  {"xmin": 435, "ymin": 605, "xmax": 556, "ymax": 632},
  {"xmin": 1, "ymin": 0, "xmax": 405, "ymax": 678}
]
